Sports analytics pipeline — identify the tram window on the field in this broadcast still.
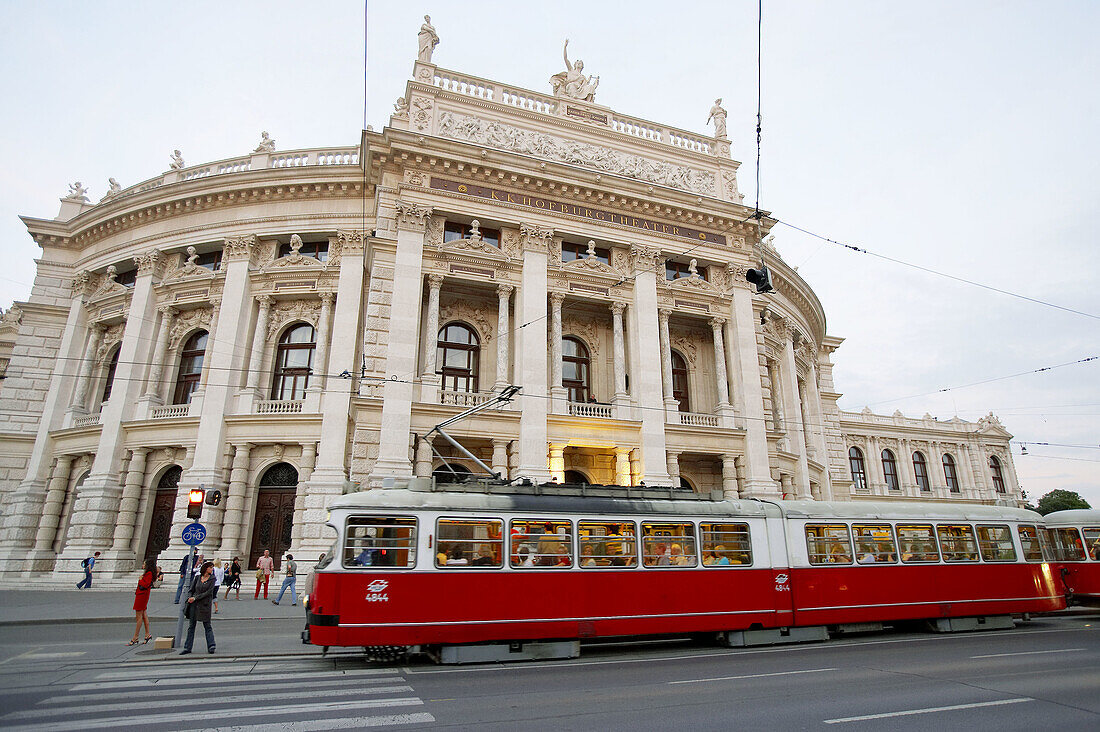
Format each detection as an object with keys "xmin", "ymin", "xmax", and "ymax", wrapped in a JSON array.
[
  {"xmin": 435, "ymin": 518, "xmax": 504, "ymax": 568},
  {"xmin": 897, "ymin": 524, "xmax": 940, "ymax": 563},
  {"xmin": 1050, "ymin": 527, "xmax": 1087, "ymax": 562},
  {"xmin": 852, "ymin": 524, "xmax": 898, "ymax": 564},
  {"xmin": 1017, "ymin": 525, "xmax": 1044, "ymax": 562},
  {"xmin": 976, "ymin": 525, "xmax": 1018, "ymax": 562},
  {"xmin": 700, "ymin": 523, "xmax": 752, "ymax": 566},
  {"xmin": 342, "ymin": 515, "xmax": 417, "ymax": 569},
  {"xmin": 578, "ymin": 521, "xmax": 637, "ymax": 568},
  {"xmin": 641, "ymin": 522, "xmax": 698, "ymax": 567},
  {"xmin": 509, "ymin": 519, "xmax": 573, "ymax": 568},
  {"xmin": 937, "ymin": 524, "xmax": 980, "ymax": 562},
  {"xmin": 1039, "ymin": 528, "xmax": 1057, "ymax": 562},
  {"xmin": 1083, "ymin": 528, "xmax": 1100, "ymax": 561},
  {"xmin": 805, "ymin": 524, "xmax": 852, "ymax": 565}
]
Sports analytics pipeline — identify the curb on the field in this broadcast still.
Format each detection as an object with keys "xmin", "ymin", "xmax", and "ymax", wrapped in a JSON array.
[{"xmin": 0, "ymin": 614, "xmax": 305, "ymax": 627}]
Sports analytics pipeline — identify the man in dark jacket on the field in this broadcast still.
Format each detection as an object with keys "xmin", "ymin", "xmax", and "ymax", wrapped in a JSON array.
[{"xmin": 180, "ymin": 560, "xmax": 217, "ymax": 655}]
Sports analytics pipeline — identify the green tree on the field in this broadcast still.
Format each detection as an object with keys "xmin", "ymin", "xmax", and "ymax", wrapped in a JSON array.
[{"xmin": 1035, "ymin": 489, "xmax": 1091, "ymax": 515}]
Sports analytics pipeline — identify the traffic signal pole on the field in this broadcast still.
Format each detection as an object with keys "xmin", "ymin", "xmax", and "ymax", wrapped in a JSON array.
[{"xmin": 173, "ymin": 545, "xmax": 196, "ymax": 649}]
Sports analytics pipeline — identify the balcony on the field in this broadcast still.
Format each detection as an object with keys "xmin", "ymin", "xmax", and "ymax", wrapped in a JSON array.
[
  {"xmin": 72, "ymin": 413, "xmax": 101, "ymax": 428},
  {"xmin": 255, "ymin": 399, "xmax": 304, "ymax": 414},
  {"xmin": 151, "ymin": 404, "xmax": 189, "ymax": 419},
  {"xmin": 440, "ymin": 389, "xmax": 494, "ymax": 408},
  {"xmin": 568, "ymin": 401, "xmax": 613, "ymax": 419},
  {"xmin": 677, "ymin": 411, "xmax": 720, "ymax": 428}
]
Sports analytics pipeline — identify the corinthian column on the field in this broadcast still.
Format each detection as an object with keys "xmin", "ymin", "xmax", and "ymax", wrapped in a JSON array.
[
  {"xmin": 611, "ymin": 303, "xmax": 628, "ymax": 410},
  {"xmin": 421, "ymin": 274, "xmax": 443, "ymax": 378},
  {"xmin": 549, "ymin": 292, "xmax": 566, "ymax": 411},
  {"xmin": 494, "ymin": 284, "xmax": 513, "ymax": 391},
  {"xmin": 710, "ymin": 317, "xmax": 734, "ymax": 423},
  {"xmin": 658, "ymin": 309, "xmax": 676, "ymax": 410},
  {"xmin": 143, "ymin": 307, "xmax": 177, "ymax": 401},
  {"xmin": 239, "ymin": 296, "xmax": 272, "ymax": 412},
  {"xmin": 68, "ymin": 324, "xmax": 105, "ymax": 417},
  {"xmin": 312, "ymin": 293, "xmax": 335, "ymax": 389}
]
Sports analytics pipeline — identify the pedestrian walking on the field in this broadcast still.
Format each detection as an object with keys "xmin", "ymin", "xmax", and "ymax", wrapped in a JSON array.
[
  {"xmin": 228, "ymin": 556, "xmax": 242, "ymax": 599},
  {"xmin": 76, "ymin": 551, "xmax": 101, "ymax": 589},
  {"xmin": 180, "ymin": 560, "xmax": 216, "ymax": 655},
  {"xmin": 254, "ymin": 549, "xmax": 274, "ymax": 599},
  {"xmin": 129, "ymin": 558, "xmax": 156, "ymax": 646},
  {"xmin": 272, "ymin": 554, "xmax": 297, "ymax": 606},
  {"xmin": 211, "ymin": 558, "xmax": 224, "ymax": 614}
]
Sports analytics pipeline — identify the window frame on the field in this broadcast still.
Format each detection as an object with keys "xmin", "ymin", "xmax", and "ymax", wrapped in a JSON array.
[
  {"xmin": 1017, "ymin": 525, "xmax": 1044, "ymax": 562},
  {"xmin": 805, "ymin": 523, "xmax": 853, "ymax": 565},
  {"xmin": 942, "ymin": 453, "xmax": 960, "ymax": 492},
  {"xmin": 341, "ymin": 515, "xmax": 418, "ymax": 570},
  {"xmin": 912, "ymin": 451, "xmax": 930, "ymax": 492},
  {"xmin": 577, "ymin": 520, "xmax": 638, "ymax": 569},
  {"xmin": 509, "ymin": 519, "xmax": 573, "ymax": 569},
  {"xmin": 270, "ymin": 323, "xmax": 316, "ymax": 401},
  {"xmin": 897, "ymin": 523, "xmax": 941, "ymax": 563},
  {"xmin": 936, "ymin": 524, "xmax": 980, "ymax": 562},
  {"xmin": 1083, "ymin": 527, "xmax": 1100, "ymax": 561},
  {"xmin": 561, "ymin": 336, "xmax": 591, "ymax": 403},
  {"xmin": 989, "ymin": 455, "xmax": 1006, "ymax": 493},
  {"xmin": 848, "ymin": 447, "xmax": 867, "ymax": 491},
  {"xmin": 562, "ymin": 240, "xmax": 609, "ymax": 265},
  {"xmin": 445, "ymin": 221, "xmax": 500, "ymax": 248},
  {"xmin": 670, "ymin": 350, "xmax": 690, "ymax": 412},
  {"xmin": 881, "ymin": 449, "xmax": 900, "ymax": 491},
  {"xmin": 278, "ymin": 239, "xmax": 329, "ymax": 262},
  {"xmin": 699, "ymin": 522, "xmax": 753, "ymax": 566},
  {"xmin": 100, "ymin": 346, "xmax": 121, "ymax": 403},
  {"xmin": 435, "ymin": 517, "xmax": 504, "ymax": 569},
  {"xmin": 852, "ymin": 523, "xmax": 899, "ymax": 564},
  {"xmin": 976, "ymin": 524, "xmax": 1018, "ymax": 562},
  {"xmin": 665, "ymin": 260, "xmax": 707, "ymax": 281},
  {"xmin": 436, "ymin": 322, "xmax": 480, "ymax": 394},
  {"xmin": 640, "ymin": 521, "xmax": 698, "ymax": 568},
  {"xmin": 1049, "ymin": 527, "xmax": 1087, "ymax": 562},
  {"xmin": 172, "ymin": 330, "xmax": 208, "ymax": 405}
]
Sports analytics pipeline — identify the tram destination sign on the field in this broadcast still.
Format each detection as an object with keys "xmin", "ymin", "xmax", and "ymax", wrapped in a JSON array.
[{"xmin": 430, "ymin": 177, "xmax": 725, "ymax": 245}]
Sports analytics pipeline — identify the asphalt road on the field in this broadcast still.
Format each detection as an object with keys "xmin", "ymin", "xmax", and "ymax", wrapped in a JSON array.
[{"xmin": 0, "ymin": 613, "xmax": 1096, "ymax": 730}]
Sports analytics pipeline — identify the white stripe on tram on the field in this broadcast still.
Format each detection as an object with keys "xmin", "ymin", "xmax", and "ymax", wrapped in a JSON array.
[
  {"xmin": 823, "ymin": 697, "xmax": 1034, "ymax": 724},
  {"xmin": 340, "ymin": 608, "xmax": 778, "ymax": 628}
]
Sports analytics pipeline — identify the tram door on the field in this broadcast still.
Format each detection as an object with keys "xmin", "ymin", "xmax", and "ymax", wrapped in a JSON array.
[
  {"xmin": 144, "ymin": 466, "xmax": 182, "ymax": 564},
  {"xmin": 248, "ymin": 462, "xmax": 299, "ymax": 571}
]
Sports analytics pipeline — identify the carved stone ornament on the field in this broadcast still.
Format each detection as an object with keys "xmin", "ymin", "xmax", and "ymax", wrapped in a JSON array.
[
  {"xmin": 0, "ymin": 304, "xmax": 22, "ymax": 326},
  {"xmin": 165, "ymin": 246, "xmax": 216, "ymax": 282},
  {"xmin": 223, "ymin": 234, "xmax": 257, "ymax": 262},
  {"xmin": 563, "ymin": 315, "xmax": 600, "ymax": 357},
  {"xmin": 629, "ymin": 243, "xmax": 662, "ymax": 270},
  {"xmin": 94, "ymin": 266, "xmax": 127, "ymax": 296},
  {"xmin": 266, "ymin": 299, "xmax": 321, "ymax": 340},
  {"xmin": 672, "ymin": 334, "xmax": 699, "ymax": 365},
  {"xmin": 667, "ymin": 269, "xmax": 721, "ymax": 296},
  {"xmin": 548, "ymin": 40, "xmax": 599, "ymax": 102},
  {"xmin": 437, "ymin": 111, "xmax": 716, "ymax": 196},
  {"xmin": 410, "ymin": 97, "xmax": 433, "ymax": 132},
  {"xmin": 72, "ymin": 271, "xmax": 96, "ymax": 298},
  {"xmin": 563, "ymin": 241, "xmax": 617, "ymax": 276},
  {"xmin": 403, "ymin": 169, "xmax": 427, "ymax": 187},
  {"xmin": 439, "ymin": 220, "xmax": 511, "ymax": 262},
  {"xmin": 254, "ymin": 131, "xmax": 276, "ymax": 153},
  {"xmin": 270, "ymin": 234, "xmax": 322, "ymax": 269},
  {"xmin": 439, "ymin": 299, "xmax": 494, "ymax": 343},
  {"xmin": 500, "ymin": 228, "xmax": 521, "ymax": 259},
  {"xmin": 722, "ymin": 171, "xmax": 740, "ymax": 201},
  {"xmin": 725, "ymin": 263, "xmax": 751, "ymax": 290},
  {"xmin": 520, "ymin": 223, "xmax": 554, "ymax": 253},
  {"xmin": 393, "ymin": 200, "xmax": 434, "ymax": 232},
  {"xmin": 96, "ymin": 323, "xmax": 126, "ymax": 363},
  {"xmin": 134, "ymin": 249, "xmax": 163, "ymax": 275},
  {"xmin": 393, "ymin": 96, "xmax": 410, "ymax": 121},
  {"xmin": 168, "ymin": 307, "xmax": 212, "ymax": 350},
  {"xmin": 63, "ymin": 182, "xmax": 90, "ymax": 202},
  {"xmin": 169, "ymin": 150, "xmax": 185, "ymax": 171}
]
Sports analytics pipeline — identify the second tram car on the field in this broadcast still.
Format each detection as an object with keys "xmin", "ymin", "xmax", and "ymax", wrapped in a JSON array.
[
  {"xmin": 1042, "ymin": 509, "xmax": 1100, "ymax": 606},
  {"xmin": 304, "ymin": 479, "xmax": 1064, "ymax": 659}
]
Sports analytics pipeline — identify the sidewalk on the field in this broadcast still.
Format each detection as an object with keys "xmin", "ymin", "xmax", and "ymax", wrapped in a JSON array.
[{"xmin": 0, "ymin": 583, "xmax": 307, "ymax": 626}]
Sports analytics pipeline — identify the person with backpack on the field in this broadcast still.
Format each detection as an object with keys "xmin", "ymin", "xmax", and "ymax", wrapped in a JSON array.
[
  {"xmin": 271, "ymin": 554, "xmax": 297, "ymax": 606},
  {"xmin": 76, "ymin": 551, "xmax": 101, "ymax": 589}
]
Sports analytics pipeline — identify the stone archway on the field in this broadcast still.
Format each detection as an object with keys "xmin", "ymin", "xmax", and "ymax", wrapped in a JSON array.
[
  {"xmin": 144, "ymin": 465, "xmax": 181, "ymax": 564},
  {"xmin": 248, "ymin": 462, "xmax": 298, "ymax": 571}
]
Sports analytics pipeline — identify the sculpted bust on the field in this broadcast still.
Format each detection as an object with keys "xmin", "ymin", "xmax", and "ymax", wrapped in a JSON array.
[{"xmin": 549, "ymin": 40, "xmax": 599, "ymax": 102}]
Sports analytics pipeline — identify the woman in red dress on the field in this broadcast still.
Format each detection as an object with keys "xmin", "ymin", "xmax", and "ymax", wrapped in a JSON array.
[{"xmin": 129, "ymin": 558, "xmax": 156, "ymax": 645}]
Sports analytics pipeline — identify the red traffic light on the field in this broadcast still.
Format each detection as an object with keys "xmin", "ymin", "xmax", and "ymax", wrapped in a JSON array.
[{"xmin": 187, "ymin": 488, "xmax": 205, "ymax": 519}]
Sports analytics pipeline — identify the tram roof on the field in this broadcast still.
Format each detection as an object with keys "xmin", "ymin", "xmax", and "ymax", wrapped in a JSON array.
[
  {"xmin": 776, "ymin": 500, "xmax": 1043, "ymax": 522},
  {"xmin": 1042, "ymin": 509, "xmax": 1100, "ymax": 525}
]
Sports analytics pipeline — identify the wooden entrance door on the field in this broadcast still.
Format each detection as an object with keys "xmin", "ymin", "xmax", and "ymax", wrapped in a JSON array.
[
  {"xmin": 144, "ymin": 465, "xmax": 182, "ymax": 564},
  {"xmin": 248, "ymin": 487, "xmax": 295, "ymax": 570}
]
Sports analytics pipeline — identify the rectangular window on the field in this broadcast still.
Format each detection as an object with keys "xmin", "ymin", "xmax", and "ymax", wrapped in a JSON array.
[
  {"xmin": 1084, "ymin": 528, "xmax": 1100, "ymax": 561},
  {"xmin": 937, "ymin": 524, "xmax": 980, "ymax": 562},
  {"xmin": 852, "ymin": 524, "xmax": 898, "ymax": 564},
  {"xmin": 1017, "ymin": 525, "xmax": 1044, "ymax": 562},
  {"xmin": 578, "ymin": 520, "xmax": 637, "ymax": 568},
  {"xmin": 976, "ymin": 524, "xmax": 1018, "ymax": 562},
  {"xmin": 641, "ymin": 522, "xmax": 698, "ymax": 567},
  {"xmin": 445, "ymin": 221, "xmax": 500, "ymax": 248},
  {"xmin": 805, "ymin": 524, "xmax": 852, "ymax": 565},
  {"xmin": 1050, "ymin": 527, "xmax": 1087, "ymax": 561},
  {"xmin": 342, "ymin": 515, "xmax": 417, "ymax": 569},
  {"xmin": 195, "ymin": 250, "xmax": 222, "ymax": 271},
  {"xmin": 700, "ymin": 522, "xmax": 752, "ymax": 566},
  {"xmin": 510, "ymin": 519, "xmax": 573, "ymax": 568},
  {"xmin": 279, "ymin": 239, "xmax": 329, "ymax": 262},
  {"xmin": 897, "ymin": 524, "xmax": 940, "ymax": 563},
  {"xmin": 435, "ymin": 518, "xmax": 503, "ymax": 568},
  {"xmin": 114, "ymin": 268, "xmax": 137, "ymax": 288},
  {"xmin": 562, "ymin": 241, "xmax": 610, "ymax": 265},
  {"xmin": 665, "ymin": 260, "xmax": 707, "ymax": 281}
]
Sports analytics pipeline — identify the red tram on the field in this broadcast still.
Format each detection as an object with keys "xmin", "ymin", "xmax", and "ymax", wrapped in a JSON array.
[
  {"xmin": 1042, "ymin": 509, "xmax": 1100, "ymax": 606},
  {"xmin": 304, "ymin": 480, "xmax": 1064, "ymax": 659}
]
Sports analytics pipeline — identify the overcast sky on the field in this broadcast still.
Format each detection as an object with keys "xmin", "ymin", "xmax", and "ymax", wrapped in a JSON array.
[{"xmin": 0, "ymin": 1, "xmax": 1096, "ymax": 505}]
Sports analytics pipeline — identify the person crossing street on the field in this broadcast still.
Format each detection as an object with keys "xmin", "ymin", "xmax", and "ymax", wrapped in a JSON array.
[{"xmin": 271, "ymin": 554, "xmax": 297, "ymax": 606}]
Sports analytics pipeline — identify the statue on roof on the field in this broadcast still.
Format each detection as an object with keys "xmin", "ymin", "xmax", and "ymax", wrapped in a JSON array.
[
  {"xmin": 102, "ymin": 178, "xmax": 123, "ymax": 200},
  {"xmin": 549, "ymin": 39, "xmax": 599, "ymax": 102},
  {"xmin": 254, "ymin": 131, "xmax": 276, "ymax": 153},
  {"xmin": 169, "ymin": 150, "xmax": 185, "ymax": 170},
  {"xmin": 63, "ymin": 181, "xmax": 89, "ymax": 202},
  {"xmin": 418, "ymin": 15, "xmax": 439, "ymax": 63},
  {"xmin": 706, "ymin": 98, "xmax": 728, "ymax": 139}
]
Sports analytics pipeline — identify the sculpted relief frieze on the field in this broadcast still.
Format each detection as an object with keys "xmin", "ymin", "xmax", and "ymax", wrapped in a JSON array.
[
  {"xmin": 439, "ymin": 299, "xmax": 494, "ymax": 343},
  {"xmin": 266, "ymin": 299, "xmax": 321, "ymax": 339},
  {"xmin": 168, "ymin": 307, "xmax": 213, "ymax": 350},
  {"xmin": 437, "ymin": 111, "xmax": 716, "ymax": 196}
]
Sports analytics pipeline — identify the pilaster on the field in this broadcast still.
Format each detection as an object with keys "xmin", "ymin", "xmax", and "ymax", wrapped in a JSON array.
[
  {"xmin": 515, "ymin": 224, "xmax": 552, "ymax": 481},
  {"xmin": 728, "ymin": 279, "xmax": 776, "ymax": 498},
  {"xmin": 626, "ymin": 244, "xmax": 671, "ymax": 484}
]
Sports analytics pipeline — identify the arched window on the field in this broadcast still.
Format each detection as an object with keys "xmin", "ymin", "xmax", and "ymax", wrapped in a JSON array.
[
  {"xmin": 678, "ymin": 476, "xmax": 695, "ymax": 492},
  {"xmin": 562, "ymin": 337, "xmax": 591, "ymax": 403},
  {"xmin": 881, "ymin": 449, "xmax": 899, "ymax": 491},
  {"xmin": 172, "ymin": 330, "xmax": 208, "ymax": 405},
  {"xmin": 849, "ymin": 447, "xmax": 867, "ymax": 491},
  {"xmin": 433, "ymin": 462, "xmax": 472, "ymax": 483},
  {"xmin": 437, "ymin": 323, "xmax": 479, "ymax": 393},
  {"xmin": 942, "ymin": 453, "xmax": 960, "ymax": 492},
  {"xmin": 913, "ymin": 451, "xmax": 930, "ymax": 492},
  {"xmin": 989, "ymin": 455, "xmax": 1006, "ymax": 493},
  {"xmin": 100, "ymin": 346, "xmax": 120, "ymax": 403},
  {"xmin": 271, "ymin": 323, "xmax": 315, "ymax": 401},
  {"xmin": 564, "ymin": 470, "xmax": 590, "ymax": 485},
  {"xmin": 671, "ymin": 350, "xmax": 690, "ymax": 412}
]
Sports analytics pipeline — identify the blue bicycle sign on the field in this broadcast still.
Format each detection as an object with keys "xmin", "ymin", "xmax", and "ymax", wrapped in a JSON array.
[{"xmin": 182, "ymin": 522, "xmax": 207, "ymax": 546}]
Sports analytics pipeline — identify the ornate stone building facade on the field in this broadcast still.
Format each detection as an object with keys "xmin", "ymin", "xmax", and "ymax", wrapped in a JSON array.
[{"xmin": 0, "ymin": 30, "xmax": 1021, "ymax": 582}]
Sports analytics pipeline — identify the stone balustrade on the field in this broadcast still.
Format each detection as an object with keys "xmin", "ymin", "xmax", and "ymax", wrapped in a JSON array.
[
  {"xmin": 255, "ymin": 399, "xmax": 304, "ymax": 414},
  {"xmin": 151, "ymin": 404, "xmax": 189, "ymax": 419},
  {"xmin": 440, "ymin": 389, "xmax": 493, "ymax": 408},
  {"xmin": 569, "ymin": 401, "xmax": 613, "ymax": 419},
  {"xmin": 72, "ymin": 414, "xmax": 101, "ymax": 428},
  {"xmin": 678, "ymin": 411, "xmax": 719, "ymax": 427}
]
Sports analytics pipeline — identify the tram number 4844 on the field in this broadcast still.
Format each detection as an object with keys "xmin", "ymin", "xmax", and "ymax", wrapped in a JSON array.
[
  {"xmin": 774, "ymin": 573, "xmax": 790, "ymax": 592},
  {"xmin": 365, "ymin": 579, "xmax": 390, "ymax": 603}
]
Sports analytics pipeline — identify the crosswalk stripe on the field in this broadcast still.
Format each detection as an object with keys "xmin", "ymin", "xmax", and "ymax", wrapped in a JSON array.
[
  {"xmin": 8, "ymin": 686, "xmax": 413, "ymax": 720},
  {"xmin": 212, "ymin": 712, "xmax": 437, "ymax": 730},
  {"xmin": 1, "ymin": 697, "xmax": 424, "ymax": 732},
  {"xmin": 93, "ymin": 663, "xmax": 259, "ymax": 679},
  {"xmin": 43, "ymin": 676, "xmax": 406, "ymax": 705},
  {"xmin": 71, "ymin": 668, "xmax": 395, "ymax": 691}
]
